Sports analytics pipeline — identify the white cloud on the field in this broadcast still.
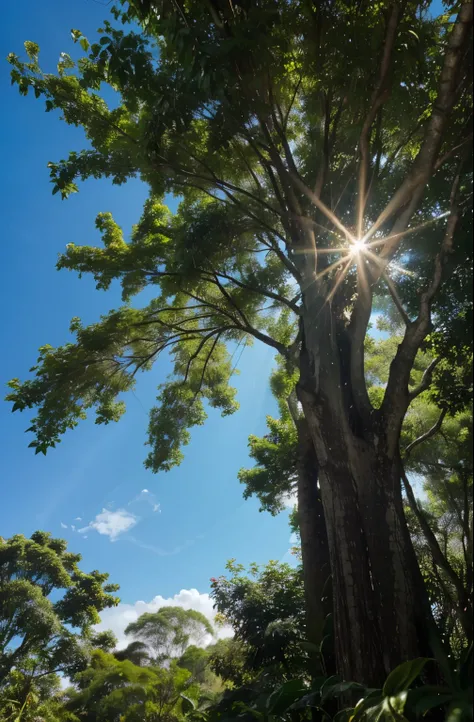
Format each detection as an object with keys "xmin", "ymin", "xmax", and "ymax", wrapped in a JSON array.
[
  {"xmin": 95, "ymin": 589, "xmax": 233, "ymax": 650},
  {"xmin": 279, "ymin": 532, "xmax": 300, "ymax": 567},
  {"xmin": 141, "ymin": 489, "xmax": 149, "ymax": 494},
  {"xmin": 79, "ymin": 509, "xmax": 138, "ymax": 542},
  {"xmin": 282, "ymin": 492, "xmax": 298, "ymax": 509},
  {"xmin": 153, "ymin": 504, "xmax": 161, "ymax": 513},
  {"xmin": 71, "ymin": 525, "xmax": 76, "ymax": 532},
  {"xmin": 60, "ymin": 522, "xmax": 68, "ymax": 529},
  {"xmin": 74, "ymin": 517, "xmax": 82, "ymax": 521}
]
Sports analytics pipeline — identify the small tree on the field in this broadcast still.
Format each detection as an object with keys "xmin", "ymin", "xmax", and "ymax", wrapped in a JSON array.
[
  {"xmin": 124, "ymin": 607, "xmax": 214, "ymax": 664},
  {"xmin": 66, "ymin": 649, "xmax": 196, "ymax": 722},
  {"xmin": 0, "ymin": 531, "xmax": 119, "ymax": 684},
  {"xmin": 210, "ymin": 560, "xmax": 307, "ymax": 684}
]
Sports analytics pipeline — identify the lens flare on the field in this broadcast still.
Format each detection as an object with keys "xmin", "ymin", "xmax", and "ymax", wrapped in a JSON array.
[{"xmin": 351, "ymin": 237, "xmax": 367, "ymax": 254}]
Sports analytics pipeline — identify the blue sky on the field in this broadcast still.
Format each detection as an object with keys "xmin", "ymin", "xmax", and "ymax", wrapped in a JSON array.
[{"xmin": 0, "ymin": 0, "xmax": 294, "ymax": 622}]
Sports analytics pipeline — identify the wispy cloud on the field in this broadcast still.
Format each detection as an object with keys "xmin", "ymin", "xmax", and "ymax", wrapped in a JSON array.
[
  {"xmin": 60, "ymin": 522, "xmax": 68, "ymax": 529},
  {"xmin": 78, "ymin": 508, "xmax": 138, "ymax": 542},
  {"xmin": 129, "ymin": 488, "xmax": 161, "ymax": 514},
  {"xmin": 127, "ymin": 535, "xmax": 195, "ymax": 557}
]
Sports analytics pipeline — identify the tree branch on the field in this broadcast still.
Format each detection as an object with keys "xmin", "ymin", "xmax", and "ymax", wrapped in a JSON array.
[
  {"xmin": 403, "ymin": 408, "xmax": 447, "ymax": 458},
  {"xmin": 191, "ymin": 332, "xmax": 222, "ymax": 403},
  {"xmin": 380, "ymin": 157, "xmax": 463, "ymax": 453},
  {"xmin": 357, "ymin": 3, "xmax": 401, "ymax": 237},
  {"xmin": 383, "ymin": 271, "xmax": 412, "ymax": 327},
  {"xmin": 434, "ymin": 131, "xmax": 474, "ymax": 173},
  {"xmin": 376, "ymin": 2, "xmax": 471, "ymax": 246},
  {"xmin": 400, "ymin": 464, "xmax": 472, "ymax": 636},
  {"xmin": 408, "ymin": 357, "xmax": 442, "ymax": 402}
]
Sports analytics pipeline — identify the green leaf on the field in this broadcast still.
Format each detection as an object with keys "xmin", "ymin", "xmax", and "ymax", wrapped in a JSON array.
[
  {"xmin": 24, "ymin": 41, "xmax": 39, "ymax": 59},
  {"xmin": 352, "ymin": 690, "xmax": 384, "ymax": 721},
  {"xmin": 80, "ymin": 37, "xmax": 90, "ymax": 52},
  {"xmin": 180, "ymin": 694, "xmax": 196, "ymax": 714},
  {"xmin": 266, "ymin": 679, "xmax": 308, "ymax": 714},
  {"xmin": 289, "ymin": 691, "xmax": 323, "ymax": 711},
  {"xmin": 321, "ymin": 681, "xmax": 366, "ymax": 703},
  {"xmin": 335, "ymin": 709, "xmax": 356, "ymax": 722},
  {"xmin": 383, "ymin": 659, "xmax": 431, "ymax": 696},
  {"xmin": 405, "ymin": 685, "xmax": 452, "ymax": 718},
  {"xmin": 446, "ymin": 700, "xmax": 473, "ymax": 722}
]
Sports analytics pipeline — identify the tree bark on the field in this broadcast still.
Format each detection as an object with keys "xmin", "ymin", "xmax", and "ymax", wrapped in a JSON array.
[
  {"xmin": 296, "ymin": 300, "xmax": 435, "ymax": 685},
  {"xmin": 295, "ymin": 416, "xmax": 334, "ymax": 674}
]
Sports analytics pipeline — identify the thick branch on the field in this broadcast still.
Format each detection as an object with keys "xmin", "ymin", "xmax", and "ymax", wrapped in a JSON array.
[
  {"xmin": 381, "ymin": 176, "xmax": 461, "ymax": 453},
  {"xmin": 357, "ymin": 3, "xmax": 401, "ymax": 237},
  {"xmin": 368, "ymin": 1, "xmax": 473, "ymax": 251}
]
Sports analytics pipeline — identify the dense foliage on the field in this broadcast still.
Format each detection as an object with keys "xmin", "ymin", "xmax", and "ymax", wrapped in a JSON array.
[{"xmin": 0, "ymin": 532, "xmax": 119, "ymax": 684}]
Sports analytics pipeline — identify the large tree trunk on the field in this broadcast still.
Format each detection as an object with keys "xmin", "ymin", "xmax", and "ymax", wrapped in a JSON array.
[
  {"xmin": 296, "ymin": 302, "xmax": 434, "ymax": 685},
  {"xmin": 296, "ymin": 416, "xmax": 334, "ymax": 674}
]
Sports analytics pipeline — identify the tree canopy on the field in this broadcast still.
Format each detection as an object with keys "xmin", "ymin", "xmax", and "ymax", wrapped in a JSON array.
[
  {"xmin": 5, "ymin": 0, "xmax": 473, "ymax": 689},
  {"xmin": 124, "ymin": 606, "xmax": 214, "ymax": 664},
  {"xmin": 0, "ymin": 531, "xmax": 119, "ymax": 684}
]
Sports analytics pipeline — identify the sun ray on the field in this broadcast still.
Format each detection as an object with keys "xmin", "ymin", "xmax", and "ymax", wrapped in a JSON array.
[
  {"xmin": 316, "ymin": 255, "xmax": 352, "ymax": 281},
  {"xmin": 294, "ymin": 246, "xmax": 348, "ymax": 256},
  {"xmin": 364, "ymin": 210, "xmax": 451, "ymax": 249},
  {"xmin": 325, "ymin": 257, "xmax": 353, "ymax": 305},
  {"xmin": 290, "ymin": 173, "xmax": 357, "ymax": 243},
  {"xmin": 389, "ymin": 262, "xmax": 417, "ymax": 278}
]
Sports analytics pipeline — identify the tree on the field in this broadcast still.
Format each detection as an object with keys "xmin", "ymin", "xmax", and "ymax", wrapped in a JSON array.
[
  {"xmin": 124, "ymin": 607, "xmax": 214, "ymax": 664},
  {"xmin": 114, "ymin": 639, "xmax": 152, "ymax": 666},
  {"xmin": 364, "ymin": 326, "xmax": 473, "ymax": 648},
  {"xmin": 403, "ymin": 408, "xmax": 473, "ymax": 650},
  {"xmin": 65, "ymin": 649, "xmax": 197, "ymax": 721},
  {"xmin": 7, "ymin": 0, "xmax": 473, "ymax": 682},
  {"xmin": 0, "ymin": 669, "xmax": 77, "ymax": 722},
  {"xmin": 177, "ymin": 645, "xmax": 223, "ymax": 691},
  {"xmin": 206, "ymin": 638, "xmax": 249, "ymax": 690},
  {"xmin": 210, "ymin": 560, "xmax": 308, "ymax": 685},
  {"xmin": 0, "ymin": 531, "xmax": 119, "ymax": 685}
]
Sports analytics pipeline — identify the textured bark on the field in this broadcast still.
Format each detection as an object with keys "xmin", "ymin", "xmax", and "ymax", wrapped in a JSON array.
[
  {"xmin": 295, "ymin": 297, "xmax": 434, "ymax": 685},
  {"xmin": 296, "ymin": 416, "xmax": 333, "ymax": 673}
]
